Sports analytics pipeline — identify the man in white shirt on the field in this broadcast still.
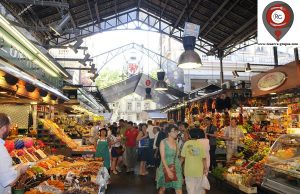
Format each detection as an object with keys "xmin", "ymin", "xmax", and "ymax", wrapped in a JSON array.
[
  {"xmin": 224, "ymin": 118, "xmax": 244, "ymax": 162},
  {"xmin": 146, "ymin": 120, "xmax": 155, "ymax": 167},
  {"xmin": 0, "ymin": 113, "xmax": 28, "ymax": 194}
]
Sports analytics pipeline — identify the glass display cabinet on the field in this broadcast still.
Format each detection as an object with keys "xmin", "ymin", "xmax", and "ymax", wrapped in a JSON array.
[{"xmin": 262, "ymin": 134, "xmax": 300, "ymax": 194}]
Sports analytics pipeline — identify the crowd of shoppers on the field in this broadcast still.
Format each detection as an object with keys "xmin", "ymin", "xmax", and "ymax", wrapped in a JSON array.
[{"xmin": 92, "ymin": 116, "xmax": 244, "ymax": 194}]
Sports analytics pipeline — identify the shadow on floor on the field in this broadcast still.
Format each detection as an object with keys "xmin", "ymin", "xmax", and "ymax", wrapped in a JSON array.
[{"xmin": 106, "ymin": 167, "xmax": 231, "ymax": 194}]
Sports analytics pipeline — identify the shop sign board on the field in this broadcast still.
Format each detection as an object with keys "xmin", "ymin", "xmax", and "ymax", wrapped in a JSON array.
[
  {"xmin": 251, "ymin": 61, "xmax": 300, "ymax": 97},
  {"xmin": 257, "ymin": 72, "xmax": 286, "ymax": 91}
]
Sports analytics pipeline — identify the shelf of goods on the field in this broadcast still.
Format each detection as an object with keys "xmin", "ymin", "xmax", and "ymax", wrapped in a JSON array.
[
  {"xmin": 38, "ymin": 119, "xmax": 95, "ymax": 155},
  {"xmin": 4, "ymin": 137, "xmax": 109, "ymax": 194},
  {"xmin": 14, "ymin": 156, "xmax": 109, "ymax": 194},
  {"xmin": 212, "ymin": 134, "xmax": 300, "ymax": 194},
  {"xmin": 5, "ymin": 137, "xmax": 48, "ymax": 164},
  {"xmin": 59, "ymin": 120, "xmax": 91, "ymax": 139},
  {"xmin": 262, "ymin": 134, "xmax": 300, "ymax": 194}
]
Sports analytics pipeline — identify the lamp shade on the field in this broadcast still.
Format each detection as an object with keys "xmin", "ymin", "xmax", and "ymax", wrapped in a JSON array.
[
  {"xmin": 155, "ymin": 80, "xmax": 168, "ymax": 91},
  {"xmin": 145, "ymin": 87, "xmax": 151, "ymax": 94},
  {"xmin": 145, "ymin": 93, "xmax": 152, "ymax": 100},
  {"xmin": 145, "ymin": 87, "xmax": 152, "ymax": 100},
  {"xmin": 50, "ymin": 94, "xmax": 58, "ymax": 100},
  {"xmin": 4, "ymin": 74, "xmax": 18, "ymax": 85},
  {"xmin": 25, "ymin": 83, "xmax": 36, "ymax": 92},
  {"xmin": 178, "ymin": 50, "xmax": 202, "ymax": 69},
  {"xmin": 155, "ymin": 71, "xmax": 168, "ymax": 91},
  {"xmin": 39, "ymin": 89, "xmax": 48, "ymax": 97}
]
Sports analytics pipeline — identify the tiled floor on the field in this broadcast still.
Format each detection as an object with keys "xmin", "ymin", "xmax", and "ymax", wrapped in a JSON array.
[{"xmin": 106, "ymin": 167, "xmax": 231, "ymax": 194}]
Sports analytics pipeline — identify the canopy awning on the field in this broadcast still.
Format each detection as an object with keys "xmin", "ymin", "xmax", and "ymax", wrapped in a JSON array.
[{"xmin": 100, "ymin": 73, "xmax": 187, "ymax": 106}]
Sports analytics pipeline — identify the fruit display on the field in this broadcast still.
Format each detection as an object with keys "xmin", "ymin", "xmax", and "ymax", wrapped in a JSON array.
[
  {"xmin": 14, "ymin": 155, "xmax": 106, "ymax": 193},
  {"xmin": 43, "ymin": 180, "xmax": 64, "ymax": 191},
  {"xmin": 5, "ymin": 137, "xmax": 48, "ymax": 164},
  {"xmin": 63, "ymin": 125, "xmax": 91, "ymax": 139},
  {"xmin": 262, "ymin": 134, "xmax": 300, "ymax": 193},
  {"xmin": 41, "ymin": 119, "xmax": 78, "ymax": 149},
  {"xmin": 40, "ymin": 119, "xmax": 96, "ymax": 152}
]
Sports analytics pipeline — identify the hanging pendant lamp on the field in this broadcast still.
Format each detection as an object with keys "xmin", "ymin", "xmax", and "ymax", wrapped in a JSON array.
[
  {"xmin": 178, "ymin": 36, "xmax": 202, "ymax": 69},
  {"xmin": 155, "ymin": 2, "xmax": 168, "ymax": 91},
  {"xmin": 155, "ymin": 71, "xmax": 168, "ymax": 91},
  {"xmin": 145, "ymin": 87, "xmax": 152, "ymax": 101}
]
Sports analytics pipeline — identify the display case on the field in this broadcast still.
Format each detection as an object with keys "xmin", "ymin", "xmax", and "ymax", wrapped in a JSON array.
[{"xmin": 262, "ymin": 134, "xmax": 300, "ymax": 194}]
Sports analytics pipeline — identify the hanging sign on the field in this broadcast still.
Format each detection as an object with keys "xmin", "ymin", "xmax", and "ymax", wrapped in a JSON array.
[
  {"xmin": 251, "ymin": 61, "xmax": 300, "ymax": 97},
  {"xmin": 145, "ymin": 79, "xmax": 151, "ymax": 87},
  {"xmin": 128, "ymin": 63, "xmax": 139, "ymax": 74},
  {"xmin": 257, "ymin": 72, "xmax": 286, "ymax": 91}
]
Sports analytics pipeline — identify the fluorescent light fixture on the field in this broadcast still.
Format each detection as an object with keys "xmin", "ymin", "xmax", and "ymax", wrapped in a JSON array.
[
  {"xmin": 0, "ymin": 14, "xmax": 68, "ymax": 77},
  {"xmin": 242, "ymin": 106, "xmax": 287, "ymax": 110},
  {"xmin": 0, "ymin": 91, "xmax": 7, "ymax": 94},
  {"xmin": 270, "ymin": 92, "xmax": 277, "ymax": 95}
]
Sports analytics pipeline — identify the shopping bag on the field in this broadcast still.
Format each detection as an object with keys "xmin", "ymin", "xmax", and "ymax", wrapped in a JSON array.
[{"xmin": 201, "ymin": 175, "xmax": 210, "ymax": 190}]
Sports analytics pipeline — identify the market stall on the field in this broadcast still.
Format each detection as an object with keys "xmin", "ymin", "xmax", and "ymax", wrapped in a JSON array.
[
  {"xmin": 4, "ymin": 136, "xmax": 109, "ymax": 194},
  {"xmin": 209, "ymin": 61, "xmax": 300, "ymax": 194}
]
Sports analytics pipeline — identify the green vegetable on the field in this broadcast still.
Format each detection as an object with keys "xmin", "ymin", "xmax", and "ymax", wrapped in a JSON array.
[{"xmin": 211, "ymin": 167, "xmax": 227, "ymax": 180}]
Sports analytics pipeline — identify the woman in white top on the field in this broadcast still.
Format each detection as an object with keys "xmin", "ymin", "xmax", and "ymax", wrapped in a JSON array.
[{"xmin": 198, "ymin": 130, "xmax": 210, "ymax": 170}]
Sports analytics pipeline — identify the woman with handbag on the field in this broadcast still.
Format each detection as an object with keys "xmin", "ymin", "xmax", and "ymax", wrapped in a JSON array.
[
  {"xmin": 109, "ymin": 128, "xmax": 123, "ymax": 175},
  {"xmin": 136, "ymin": 123, "xmax": 150, "ymax": 176},
  {"xmin": 157, "ymin": 125, "xmax": 183, "ymax": 194}
]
